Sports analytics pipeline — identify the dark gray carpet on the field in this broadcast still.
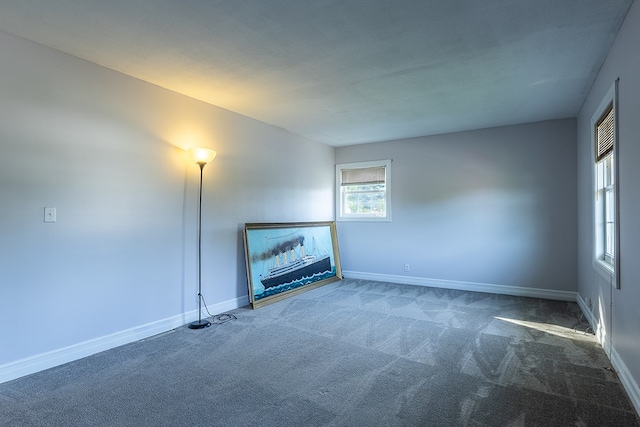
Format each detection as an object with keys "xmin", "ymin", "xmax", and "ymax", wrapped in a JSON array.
[{"xmin": 1, "ymin": 279, "xmax": 638, "ymax": 426}]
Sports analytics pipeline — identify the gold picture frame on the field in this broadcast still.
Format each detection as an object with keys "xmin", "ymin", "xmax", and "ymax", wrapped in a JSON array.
[{"xmin": 243, "ymin": 221, "xmax": 342, "ymax": 308}]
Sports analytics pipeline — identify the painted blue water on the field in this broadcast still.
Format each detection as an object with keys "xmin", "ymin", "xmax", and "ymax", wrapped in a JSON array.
[{"xmin": 255, "ymin": 268, "xmax": 336, "ymax": 300}]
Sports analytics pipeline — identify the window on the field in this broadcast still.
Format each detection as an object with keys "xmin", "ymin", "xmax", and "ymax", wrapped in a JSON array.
[
  {"xmin": 336, "ymin": 160, "xmax": 391, "ymax": 221},
  {"xmin": 596, "ymin": 149, "xmax": 614, "ymax": 263},
  {"xmin": 592, "ymin": 80, "xmax": 619, "ymax": 287}
]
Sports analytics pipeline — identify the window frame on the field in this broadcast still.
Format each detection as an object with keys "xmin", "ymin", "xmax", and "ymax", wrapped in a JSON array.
[
  {"xmin": 591, "ymin": 80, "xmax": 620, "ymax": 289},
  {"xmin": 336, "ymin": 159, "xmax": 391, "ymax": 222}
]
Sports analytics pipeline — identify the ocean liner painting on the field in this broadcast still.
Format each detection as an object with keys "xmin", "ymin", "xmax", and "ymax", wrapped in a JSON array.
[
  {"xmin": 244, "ymin": 222, "xmax": 342, "ymax": 308},
  {"xmin": 259, "ymin": 236, "xmax": 331, "ymax": 289}
]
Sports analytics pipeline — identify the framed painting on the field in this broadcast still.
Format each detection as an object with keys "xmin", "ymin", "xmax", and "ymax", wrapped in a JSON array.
[{"xmin": 243, "ymin": 221, "xmax": 342, "ymax": 308}]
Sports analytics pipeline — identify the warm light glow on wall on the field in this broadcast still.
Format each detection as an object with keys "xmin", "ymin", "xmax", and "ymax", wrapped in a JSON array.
[
  {"xmin": 189, "ymin": 147, "xmax": 217, "ymax": 165},
  {"xmin": 162, "ymin": 127, "xmax": 218, "ymax": 169}
]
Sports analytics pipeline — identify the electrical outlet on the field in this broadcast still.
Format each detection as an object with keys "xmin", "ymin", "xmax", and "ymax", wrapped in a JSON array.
[{"xmin": 404, "ymin": 263, "xmax": 410, "ymax": 272}]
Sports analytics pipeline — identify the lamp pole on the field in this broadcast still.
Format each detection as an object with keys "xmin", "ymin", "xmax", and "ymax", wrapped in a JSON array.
[{"xmin": 188, "ymin": 148, "xmax": 216, "ymax": 329}]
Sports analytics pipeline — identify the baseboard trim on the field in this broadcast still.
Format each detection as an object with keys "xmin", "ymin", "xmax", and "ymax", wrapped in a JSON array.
[
  {"xmin": 576, "ymin": 293, "xmax": 611, "ymax": 358},
  {"xmin": 611, "ymin": 345, "xmax": 640, "ymax": 416},
  {"xmin": 576, "ymin": 293, "xmax": 597, "ymax": 328},
  {"xmin": 342, "ymin": 271, "xmax": 578, "ymax": 301},
  {"xmin": 0, "ymin": 295, "xmax": 249, "ymax": 385},
  {"xmin": 576, "ymin": 294, "xmax": 640, "ymax": 417}
]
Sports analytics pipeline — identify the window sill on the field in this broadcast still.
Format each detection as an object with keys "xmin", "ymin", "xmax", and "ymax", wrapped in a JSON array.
[{"xmin": 337, "ymin": 216, "xmax": 391, "ymax": 222}]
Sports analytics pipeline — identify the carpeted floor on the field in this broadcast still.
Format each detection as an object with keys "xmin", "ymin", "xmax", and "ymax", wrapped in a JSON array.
[{"xmin": 1, "ymin": 279, "xmax": 639, "ymax": 426}]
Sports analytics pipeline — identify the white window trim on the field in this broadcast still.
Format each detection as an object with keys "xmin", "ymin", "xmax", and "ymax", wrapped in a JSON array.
[
  {"xmin": 336, "ymin": 159, "xmax": 392, "ymax": 222},
  {"xmin": 591, "ymin": 79, "xmax": 620, "ymax": 289}
]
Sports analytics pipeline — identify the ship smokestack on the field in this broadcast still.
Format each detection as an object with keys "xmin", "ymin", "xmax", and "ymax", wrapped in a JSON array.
[{"xmin": 251, "ymin": 235, "xmax": 306, "ymax": 265}]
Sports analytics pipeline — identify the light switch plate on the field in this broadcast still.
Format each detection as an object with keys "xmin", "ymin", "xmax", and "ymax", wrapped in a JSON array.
[{"xmin": 44, "ymin": 207, "xmax": 56, "ymax": 223}]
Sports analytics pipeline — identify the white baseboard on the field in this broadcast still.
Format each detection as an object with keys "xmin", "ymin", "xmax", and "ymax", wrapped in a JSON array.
[
  {"xmin": 576, "ymin": 293, "xmax": 640, "ymax": 417},
  {"xmin": 576, "ymin": 293, "xmax": 597, "ymax": 328},
  {"xmin": 342, "ymin": 271, "xmax": 578, "ymax": 301},
  {"xmin": 576, "ymin": 293, "xmax": 611, "ymax": 357},
  {"xmin": 611, "ymin": 345, "xmax": 640, "ymax": 416},
  {"xmin": 575, "ymin": 293, "xmax": 609, "ymax": 354},
  {"xmin": 0, "ymin": 295, "xmax": 249, "ymax": 385}
]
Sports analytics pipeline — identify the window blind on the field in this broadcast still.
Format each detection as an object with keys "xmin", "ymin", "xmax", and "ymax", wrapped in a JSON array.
[
  {"xmin": 341, "ymin": 166, "xmax": 385, "ymax": 186},
  {"xmin": 596, "ymin": 105, "xmax": 614, "ymax": 162}
]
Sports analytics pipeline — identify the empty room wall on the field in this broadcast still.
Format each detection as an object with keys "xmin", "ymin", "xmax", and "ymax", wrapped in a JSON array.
[
  {"xmin": 576, "ymin": 0, "xmax": 640, "ymax": 414},
  {"xmin": 0, "ymin": 30, "xmax": 334, "ymax": 380},
  {"xmin": 335, "ymin": 119, "xmax": 577, "ymax": 298}
]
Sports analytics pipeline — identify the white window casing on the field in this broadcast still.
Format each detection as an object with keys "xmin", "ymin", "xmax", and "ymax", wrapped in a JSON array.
[
  {"xmin": 591, "ymin": 79, "xmax": 620, "ymax": 289},
  {"xmin": 336, "ymin": 159, "xmax": 391, "ymax": 222}
]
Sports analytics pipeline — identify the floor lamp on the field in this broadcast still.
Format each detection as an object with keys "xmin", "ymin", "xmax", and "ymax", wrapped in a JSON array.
[{"xmin": 189, "ymin": 147, "xmax": 217, "ymax": 329}]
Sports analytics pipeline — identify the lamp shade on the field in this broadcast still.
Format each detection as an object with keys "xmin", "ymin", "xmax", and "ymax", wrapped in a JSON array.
[{"xmin": 189, "ymin": 147, "xmax": 217, "ymax": 165}]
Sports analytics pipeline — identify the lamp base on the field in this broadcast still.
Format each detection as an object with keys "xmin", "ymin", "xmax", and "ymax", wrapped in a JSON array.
[{"xmin": 188, "ymin": 319, "xmax": 211, "ymax": 329}]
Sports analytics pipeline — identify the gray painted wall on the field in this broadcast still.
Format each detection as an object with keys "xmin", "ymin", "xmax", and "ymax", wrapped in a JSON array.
[
  {"xmin": 577, "ymin": 0, "xmax": 640, "ymax": 410},
  {"xmin": 0, "ymin": 31, "xmax": 334, "ymax": 367},
  {"xmin": 335, "ymin": 119, "xmax": 577, "ymax": 293}
]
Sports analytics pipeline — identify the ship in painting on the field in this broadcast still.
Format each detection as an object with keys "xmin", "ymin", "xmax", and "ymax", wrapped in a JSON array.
[{"xmin": 259, "ymin": 236, "xmax": 331, "ymax": 289}]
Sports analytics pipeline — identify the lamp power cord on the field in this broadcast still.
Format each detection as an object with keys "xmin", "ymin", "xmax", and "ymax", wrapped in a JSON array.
[{"xmin": 200, "ymin": 293, "xmax": 237, "ymax": 324}]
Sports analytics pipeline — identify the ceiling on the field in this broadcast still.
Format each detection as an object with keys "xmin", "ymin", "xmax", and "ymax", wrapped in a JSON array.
[{"xmin": 0, "ymin": 0, "xmax": 634, "ymax": 146}]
